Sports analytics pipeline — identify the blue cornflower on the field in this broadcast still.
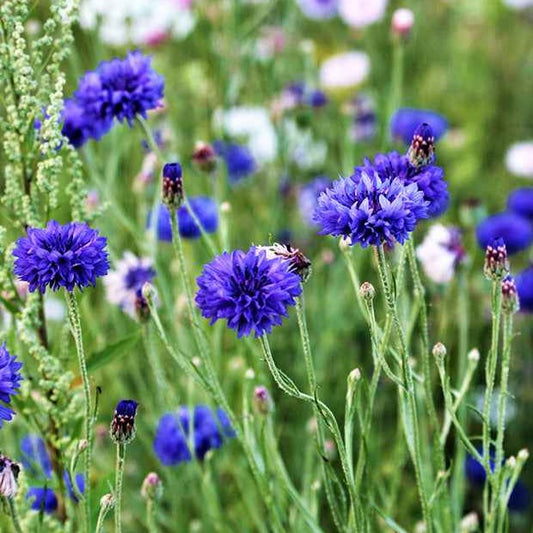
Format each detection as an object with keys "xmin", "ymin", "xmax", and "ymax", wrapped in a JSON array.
[
  {"xmin": 476, "ymin": 213, "xmax": 533, "ymax": 255},
  {"xmin": 148, "ymin": 199, "xmax": 219, "ymax": 242},
  {"xmin": 307, "ymin": 89, "xmax": 328, "ymax": 108},
  {"xmin": 516, "ymin": 265, "xmax": 533, "ymax": 313},
  {"xmin": 390, "ymin": 108, "xmax": 448, "ymax": 144},
  {"xmin": 153, "ymin": 405, "xmax": 235, "ymax": 466},
  {"xmin": 213, "ymin": 141, "xmax": 257, "ymax": 183},
  {"xmin": 63, "ymin": 472, "xmax": 85, "ymax": 503},
  {"xmin": 314, "ymin": 169, "xmax": 429, "ymax": 248},
  {"xmin": 195, "ymin": 247, "xmax": 302, "ymax": 337},
  {"xmin": 350, "ymin": 93, "xmax": 377, "ymax": 142},
  {"xmin": 298, "ymin": 176, "xmax": 332, "ymax": 226},
  {"xmin": 110, "ymin": 399, "xmax": 138, "ymax": 445},
  {"xmin": 0, "ymin": 344, "xmax": 23, "ymax": 428},
  {"xmin": 162, "ymin": 162, "xmax": 184, "ymax": 210},
  {"xmin": 27, "ymin": 487, "xmax": 58, "ymax": 514},
  {"xmin": 61, "ymin": 100, "xmax": 90, "ymax": 148},
  {"xmin": 20, "ymin": 435, "xmax": 52, "ymax": 478},
  {"xmin": 354, "ymin": 148, "xmax": 449, "ymax": 218},
  {"xmin": 507, "ymin": 188, "xmax": 533, "ymax": 220},
  {"xmin": 296, "ymin": 0, "xmax": 338, "ymax": 20},
  {"xmin": 13, "ymin": 221, "xmax": 109, "ymax": 293}
]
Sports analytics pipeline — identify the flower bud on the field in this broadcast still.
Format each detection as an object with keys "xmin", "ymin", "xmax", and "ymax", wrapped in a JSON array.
[
  {"xmin": 161, "ymin": 162, "xmax": 184, "ymax": 209},
  {"xmin": 501, "ymin": 276, "xmax": 520, "ymax": 314},
  {"xmin": 78, "ymin": 439, "xmax": 88, "ymax": 453},
  {"xmin": 110, "ymin": 400, "xmax": 138, "ymax": 445},
  {"xmin": 518, "ymin": 448, "xmax": 529, "ymax": 461},
  {"xmin": 324, "ymin": 439, "xmax": 337, "ymax": 461},
  {"xmin": 506, "ymin": 456, "xmax": 517, "ymax": 468},
  {"xmin": 467, "ymin": 348, "xmax": 480, "ymax": 363},
  {"xmin": 408, "ymin": 123, "xmax": 435, "ymax": 167},
  {"xmin": 253, "ymin": 386, "xmax": 273, "ymax": 415},
  {"xmin": 391, "ymin": 8, "xmax": 414, "ymax": 38},
  {"xmin": 244, "ymin": 368, "xmax": 255, "ymax": 380},
  {"xmin": 141, "ymin": 472, "xmax": 163, "ymax": 501},
  {"xmin": 100, "ymin": 493, "xmax": 115, "ymax": 511},
  {"xmin": 432, "ymin": 342, "xmax": 446, "ymax": 360},
  {"xmin": 459, "ymin": 512, "xmax": 479, "ymax": 533},
  {"xmin": 134, "ymin": 289, "xmax": 150, "ymax": 322},
  {"xmin": 359, "ymin": 282, "xmax": 375, "ymax": 301},
  {"xmin": 192, "ymin": 142, "xmax": 216, "ymax": 173},
  {"xmin": 483, "ymin": 238, "xmax": 509, "ymax": 281},
  {"xmin": 220, "ymin": 201, "xmax": 231, "ymax": 213}
]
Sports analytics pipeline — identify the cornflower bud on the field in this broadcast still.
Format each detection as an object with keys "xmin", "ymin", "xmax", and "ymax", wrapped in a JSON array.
[
  {"xmin": 432, "ymin": 342, "xmax": 446, "ymax": 360},
  {"xmin": 391, "ymin": 8, "xmax": 414, "ymax": 38},
  {"xmin": 161, "ymin": 162, "xmax": 184, "ymax": 210},
  {"xmin": 253, "ymin": 386, "xmax": 273, "ymax": 415},
  {"xmin": 484, "ymin": 238, "xmax": 509, "ymax": 281},
  {"xmin": 192, "ymin": 142, "xmax": 216, "ymax": 172},
  {"xmin": 408, "ymin": 123, "xmax": 435, "ymax": 167},
  {"xmin": 359, "ymin": 282, "xmax": 375, "ymax": 301},
  {"xmin": 110, "ymin": 400, "xmax": 139, "ymax": 445},
  {"xmin": 141, "ymin": 472, "xmax": 163, "ymax": 501},
  {"xmin": 501, "ymin": 276, "xmax": 520, "ymax": 314}
]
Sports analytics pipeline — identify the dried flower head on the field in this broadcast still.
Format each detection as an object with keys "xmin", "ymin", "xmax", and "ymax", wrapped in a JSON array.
[{"xmin": 0, "ymin": 455, "xmax": 20, "ymax": 498}]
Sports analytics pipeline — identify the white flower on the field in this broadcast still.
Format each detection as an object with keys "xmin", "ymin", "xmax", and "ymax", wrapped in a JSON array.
[
  {"xmin": 416, "ymin": 225, "xmax": 464, "ymax": 284},
  {"xmin": 104, "ymin": 252, "xmax": 155, "ymax": 317},
  {"xmin": 214, "ymin": 107, "xmax": 277, "ymax": 163},
  {"xmin": 504, "ymin": 0, "xmax": 533, "ymax": 9},
  {"xmin": 319, "ymin": 51, "xmax": 370, "ymax": 89},
  {"xmin": 80, "ymin": 0, "xmax": 195, "ymax": 46},
  {"xmin": 338, "ymin": 0, "xmax": 388, "ymax": 28},
  {"xmin": 505, "ymin": 141, "xmax": 533, "ymax": 178},
  {"xmin": 284, "ymin": 120, "xmax": 327, "ymax": 170}
]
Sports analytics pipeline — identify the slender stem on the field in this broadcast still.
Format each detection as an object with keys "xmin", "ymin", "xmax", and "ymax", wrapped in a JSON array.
[
  {"xmin": 7, "ymin": 497, "xmax": 23, "ymax": 533},
  {"xmin": 183, "ymin": 197, "xmax": 219, "ymax": 257},
  {"xmin": 146, "ymin": 499, "xmax": 157, "ymax": 533},
  {"xmin": 95, "ymin": 498, "xmax": 113, "ymax": 533},
  {"xmin": 114, "ymin": 444, "xmax": 126, "ymax": 533},
  {"xmin": 141, "ymin": 324, "xmax": 171, "ymax": 408},
  {"xmin": 65, "ymin": 291, "xmax": 92, "ymax": 532},
  {"xmin": 375, "ymin": 245, "xmax": 432, "ymax": 532},
  {"xmin": 482, "ymin": 280, "xmax": 502, "ymax": 527}
]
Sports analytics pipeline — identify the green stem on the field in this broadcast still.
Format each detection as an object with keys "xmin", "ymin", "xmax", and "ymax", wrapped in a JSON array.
[
  {"xmin": 114, "ymin": 444, "xmax": 126, "ymax": 533},
  {"xmin": 375, "ymin": 245, "xmax": 432, "ymax": 532},
  {"xmin": 7, "ymin": 497, "xmax": 22, "ymax": 533},
  {"xmin": 183, "ymin": 197, "xmax": 219, "ymax": 257},
  {"xmin": 141, "ymin": 324, "xmax": 171, "ymax": 408},
  {"xmin": 65, "ymin": 291, "xmax": 92, "ymax": 532},
  {"xmin": 146, "ymin": 499, "xmax": 157, "ymax": 533}
]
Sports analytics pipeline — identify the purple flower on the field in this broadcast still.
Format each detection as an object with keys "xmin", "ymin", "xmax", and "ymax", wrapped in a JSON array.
[
  {"xmin": 154, "ymin": 405, "xmax": 235, "ymax": 466},
  {"xmin": 354, "ymin": 151, "xmax": 449, "ymax": 218},
  {"xmin": 476, "ymin": 213, "xmax": 533, "ymax": 255},
  {"xmin": 27, "ymin": 487, "xmax": 58, "ymax": 514},
  {"xmin": 516, "ymin": 265, "xmax": 533, "ymax": 313},
  {"xmin": 350, "ymin": 93, "xmax": 376, "ymax": 142},
  {"xmin": 507, "ymin": 188, "xmax": 533, "ymax": 220},
  {"xmin": 213, "ymin": 141, "xmax": 256, "ymax": 183},
  {"xmin": 390, "ymin": 108, "xmax": 448, "ymax": 144},
  {"xmin": 63, "ymin": 472, "xmax": 85, "ymax": 503},
  {"xmin": 307, "ymin": 89, "xmax": 328, "ymax": 108},
  {"xmin": 298, "ymin": 176, "xmax": 332, "ymax": 226},
  {"xmin": 296, "ymin": 0, "xmax": 338, "ymax": 20},
  {"xmin": 13, "ymin": 221, "xmax": 109, "ymax": 293},
  {"xmin": 162, "ymin": 162, "xmax": 184, "ymax": 209},
  {"xmin": 61, "ymin": 100, "xmax": 91, "ymax": 148},
  {"xmin": 0, "ymin": 344, "xmax": 22, "ymax": 428},
  {"xmin": 110, "ymin": 399, "xmax": 138, "ymax": 444},
  {"xmin": 195, "ymin": 247, "xmax": 302, "ymax": 337},
  {"xmin": 314, "ymin": 168, "xmax": 429, "ymax": 247}
]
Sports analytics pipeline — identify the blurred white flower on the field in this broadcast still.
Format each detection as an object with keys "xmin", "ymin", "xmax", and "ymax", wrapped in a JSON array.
[
  {"xmin": 391, "ymin": 8, "xmax": 414, "ymax": 37},
  {"xmin": 504, "ymin": 0, "xmax": 533, "ymax": 9},
  {"xmin": 44, "ymin": 296, "xmax": 66, "ymax": 322},
  {"xmin": 284, "ymin": 120, "xmax": 327, "ymax": 170},
  {"xmin": 214, "ymin": 107, "xmax": 277, "ymax": 163},
  {"xmin": 319, "ymin": 51, "xmax": 370, "ymax": 89},
  {"xmin": 505, "ymin": 141, "xmax": 533, "ymax": 178},
  {"xmin": 416, "ymin": 225, "xmax": 465, "ymax": 284},
  {"xmin": 80, "ymin": 0, "xmax": 195, "ymax": 46},
  {"xmin": 338, "ymin": 0, "xmax": 388, "ymax": 28}
]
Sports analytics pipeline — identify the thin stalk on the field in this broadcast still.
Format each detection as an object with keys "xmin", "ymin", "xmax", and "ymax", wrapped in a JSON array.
[
  {"xmin": 482, "ymin": 280, "xmax": 502, "ymax": 526},
  {"xmin": 375, "ymin": 245, "xmax": 432, "ymax": 532},
  {"xmin": 183, "ymin": 197, "xmax": 219, "ymax": 257},
  {"xmin": 141, "ymin": 324, "xmax": 171, "ymax": 408},
  {"xmin": 7, "ymin": 497, "xmax": 23, "ymax": 533},
  {"xmin": 114, "ymin": 444, "xmax": 126, "ymax": 533},
  {"xmin": 65, "ymin": 291, "xmax": 92, "ymax": 532},
  {"xmin": 146, "ymin": 499, "xmax": 157, "ymax": 533}
]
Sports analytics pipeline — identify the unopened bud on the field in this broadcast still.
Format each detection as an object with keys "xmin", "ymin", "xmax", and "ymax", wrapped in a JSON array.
[
  {"xmin": 506, "ymin": 456, "xmax": 517, "ymax": 468},
  {"xmin": 78, "ymin": 439, "xmax": 88, "ymax": 453},
  {"xmin": 110, "ymin": 400, "xmax": 138, "ymax": 445},
  {"xmin": 348, "ymin": 368, "xmax": 362, "ymax": 385},
  {"xmin": 460, "ymin": 512, "xmax": 479, "ymax": 533},
  {"xmin": 518, "ymin": 448, "xmax": 529, "ymax": 461},
  {"xmin": 484, "ymin": 238, "xmax": 509, "ymax": 281},
  {"xmin": 501, "ymin": 276, "xmax": 520, "ymax": 314},
  {"xmin": 467, "ymin": 348, "xmax": 480, "ymax": 363},
  {"xmin": 253, "ymin": 386, "xmax": 273, "ymax": 415},
  {"xmin": 408, "ymin": 123, "xmax": 435, "ymax": 167},
  {"xmin": 192, "ymin": 142, "xmax": 216, "ymax": 173},
  {"xmin": 359, "ymin": 282, "xmax": 375, "ymax": 301},
  {"xmin": 141, "ymin": 472, "xmax": 163, "ymax": 501},
  {"xmin": 161, "ymin": 162, "xmax": 184, "ymax": 210},
  {"xmin": 391, "ymin": 8, "xmax": 414, "ymax": 38},
  {"xmin": 432, "ymin": 342, "xmax": 446, "ymax": 359},
  {"xmin": 324, "ymin": 439, "xmax": 337, "ymax": 461},
  {"xmin": 220, "ymin": 201, "xmax": 231, "ymax": 213},
  {"xmin": 100, "ymin": 493, "xmax": 115, "ymax": 511}
]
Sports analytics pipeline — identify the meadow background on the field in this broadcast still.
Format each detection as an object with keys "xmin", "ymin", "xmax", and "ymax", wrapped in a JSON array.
[{"xmin": 1, "ymin": 0, "xmax": 533, "ymax": 531}]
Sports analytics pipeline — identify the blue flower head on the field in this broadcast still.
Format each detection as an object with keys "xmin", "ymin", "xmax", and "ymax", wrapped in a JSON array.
[
  {"xmin": 13, "ymin": 221, "xmax": 109, "ymax": 293},
  {"xmin": 162, "ymin": 162, "xmax": 184, "ymax": 209},
  {"xmin": 516, "ymin": 265, "xmax": 533, "ymax": 313},
  {"xmin": 390, "ymin": 108, "xmax": 448, "ymax": 144},
  {"xmin": 0, "ymin": 344, "xmax": 22, "ymax": 428},
  {"xmin": 61, "ymin": 100, "xmax": 90, "ymax": 148},
  {"xmin": 298, "ymin": 176, "xmax": 333, "ymax": 226},
  {"xmin": 507, "ymin": 188, "xmax": 533, "ymax": 220},
  {"xmin": 148, "ymin": 199, "xmax": 219, "ymax": 242},
  {"xmin": 213, "ymin": 141, "xmax": 256, "ymax": 183},
  {"xmin": 314, "ymin": 168, "xmax": 429, "ymax": 247},
  {"xmin": 153, "ymin": 405, "xmax": 235, "ymax": 466},
  {"xmin": 476, "ymin": 213, "xmax": 533, "ymax": 255},
  {"xmin": 110, "ymin": 399, "xmax": 138, "ymax": 445},
  {"xmin": 307, "ymin": 89, "xmax": 328, "ymax": 108},
  {"xmin": 195, "ymin": 247, "xmax": 302, "ymax": 338},
  {"xmin": 63, "ymin": 471, "xmax": 85, "ymax": 503},
  {"xmin": 20, "ymin": 435, "xmax": 52, "ymax": 479},
  {"xmin": 27, "ymin": 487, "xmax": 58, "ymax": 514},
  {"xmin": 407, "ymin": 123, "xmax": 435, "ymax": 167}
]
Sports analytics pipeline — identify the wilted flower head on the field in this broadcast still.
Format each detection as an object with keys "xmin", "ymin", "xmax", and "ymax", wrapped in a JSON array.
[
  {"xmin": 516, "ymin": 265, "xmax": 533, "ymax": 313},
  {"xmin": 195, "ymin": 247, "xmax": 302, "ymax": 337},
  {"xmin": 298, "ymin": 176, "xmax": 332, "ymax": 226},
  {"xmin": 154, "ymin": 406, "xmax": 235, "ymax": 465},
  {"xmin": 104, "ymin": 252, "xmax": 155, "ymax": 317},
  {"xmin": 416, "ymin": 225, "xmax": 465, "ymax": 284},
  {"xmin": 390, "ymin": 108, "xmax": 448, "ymax": 145},
  {"xmin": 110, "ymin": 400, "xmax": 139, "ymax": 445},
  {"xmin": 255, "ymin": 243, "xmax": 312, "ymax": 282},
  {"xmin": 320, "ymin": 51, "xmax": 370, "ymax": 90},
  {"xmin": 0, "ymin": 344, "xmax": 22, "ymax": 427},
  {"xmin": 162, "ymin": 162, "xmax": 184, "ymax": 209},
  {"xmin": 505, "ymin": 141, "xmax": 533, "ymax": 178},
  {"xmin": 13, "ymin": 221, "xmax": 109, "ymax": 293},
  {"xmin": 213, "ymin": 141, "xmax": 257, "ymax": 183},
  {"xmin": 296, "ymin": 0, "xmax": 338, "ymax": 20},
  {"xmin": 0, "ymin": 455, "xmax": 20, "ymax": 498},
  {"xmin": 338, "ymin": 0, "xmax": 388, "ymax": 28},
  {"xmin": 507, "ymin": 188, "xmax": 533, "ymax": 220},
  {"xmin": 501, "ymin": 276, "xmax": 520, "ymax": 314},
  {"xmin": 314, "ymin": 167, "xmax": 429, "ymax": 247},
  {"xmin": 476, "ymin": 213, "xmax": 533, "ymax": 255},
  {"xmin": 483, "ymin": 238, "xmax": 510, "ymax": 281}
]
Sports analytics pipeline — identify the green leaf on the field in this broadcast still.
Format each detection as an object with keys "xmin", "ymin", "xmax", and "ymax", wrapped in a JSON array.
[{"xmin": 87, "ymin": 332, "xmax": 140, "ymax": 373}]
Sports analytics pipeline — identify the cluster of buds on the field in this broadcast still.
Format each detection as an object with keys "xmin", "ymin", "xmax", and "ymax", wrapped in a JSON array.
[
  {"xmin": 501, "ymin": 276, "xmax": 520, "ymax": 314},
  {"xmin": 161, "ymin": 162, "xmax": 184, "ymax": 210},
  {"xmin": 408, "ymin": 123, "xmax": 435, "ymax": 168},
  {"xmin": 110, "ymin": 400, "xmax": 139, "ymax": 445},
  {"xmin": 257, "ymin": 243, "xmax": 312, "ymax": 282},
  {"xmin": 484, "ymin": 238, "xmax": 509, "ymax": 281},
  {"xmin": 192, "ymin": 142, "xmax": 216, "ymax": 173},
  {"xmin": 0, "ymin": 455, "xmax": 20, "ymax": 498}
]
